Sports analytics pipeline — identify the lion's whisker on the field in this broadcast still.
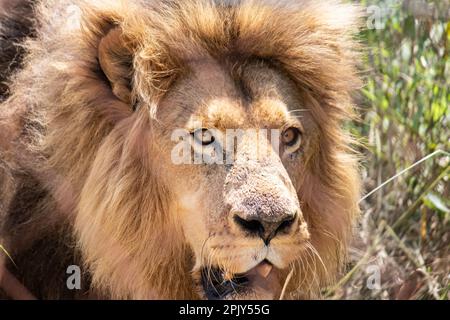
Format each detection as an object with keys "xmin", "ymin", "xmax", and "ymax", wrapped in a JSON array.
[
  {"xmin": 306, "ymin": 241, "xmax": 328, "ymax": 278},
  {"xmin": 288, "ymin": 109, "xmax": 309, "ymax": 114},
  {"xmin": 304, "ymin": 246, "xmax": 319, "ymax": 294}
]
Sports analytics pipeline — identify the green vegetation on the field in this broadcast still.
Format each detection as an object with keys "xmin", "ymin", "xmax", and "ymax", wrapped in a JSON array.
[{"xmin": 331, "ymin": 0, "xmax": 449, "ymax": 299}]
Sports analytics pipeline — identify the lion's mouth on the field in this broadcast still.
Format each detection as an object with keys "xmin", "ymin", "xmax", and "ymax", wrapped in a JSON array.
[{"xmin": 200, "ymin": 260, "xmax": 281, "ymax": 300}]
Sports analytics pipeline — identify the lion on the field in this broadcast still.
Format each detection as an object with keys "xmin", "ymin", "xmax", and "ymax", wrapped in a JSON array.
[{"xmin": 0, "ymin": 0, "xmax": 362, "ymax": 300}]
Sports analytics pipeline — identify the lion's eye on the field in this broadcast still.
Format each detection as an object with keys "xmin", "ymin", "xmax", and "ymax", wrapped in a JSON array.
[
  {"xmin": 281, "ymin": 127, "xmax": 302, "ymax": 150},
  {"xmin": 192, "ymin": 128, "xmax": 215, "ymax": 146}
]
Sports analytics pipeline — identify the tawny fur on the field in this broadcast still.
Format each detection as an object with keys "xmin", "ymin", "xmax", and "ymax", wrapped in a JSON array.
[{"xmin": 0, "ymin": 0, "xmax": 362, "ymax": 299}]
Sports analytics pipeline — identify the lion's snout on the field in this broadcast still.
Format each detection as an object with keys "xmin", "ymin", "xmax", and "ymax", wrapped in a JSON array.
[{"xmin": 225, "ymin": 160, "xmax": 306, "ymax": 244}]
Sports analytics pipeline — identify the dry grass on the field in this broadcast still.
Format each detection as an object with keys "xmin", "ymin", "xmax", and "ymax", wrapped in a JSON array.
[{"xmin": 326, "ymin": 0, "xmax": 449, "ymax": 300}]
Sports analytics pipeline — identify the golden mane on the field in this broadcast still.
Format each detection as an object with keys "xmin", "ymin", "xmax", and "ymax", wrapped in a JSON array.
[{"xmin": 1, "ymin": 0, "xmax": 362, "ymax": 299}]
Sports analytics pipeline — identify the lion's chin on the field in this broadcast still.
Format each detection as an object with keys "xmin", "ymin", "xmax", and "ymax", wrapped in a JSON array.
[{"xmin": 200, "ymin": 260, "xmax": 281, "ymax": 300}]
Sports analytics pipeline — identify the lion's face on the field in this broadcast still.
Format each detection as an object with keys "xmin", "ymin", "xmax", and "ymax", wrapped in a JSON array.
[
  {"xmin": 69, "ymin": 0, "xmax": 361, "ymax": 300},
  {"xmin": 152, "ymin": 60, "xmax": 319, "ymax": 299}
]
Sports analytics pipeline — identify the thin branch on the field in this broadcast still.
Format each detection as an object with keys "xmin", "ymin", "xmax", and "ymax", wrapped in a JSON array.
[{"xmin": 360, "ymin": 149, "xmax": 449, "ymax": 203}]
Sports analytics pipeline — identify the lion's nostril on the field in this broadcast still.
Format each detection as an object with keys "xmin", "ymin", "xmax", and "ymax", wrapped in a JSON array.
[
  {"xmin": 233, "ymin": 215, "xmax": 264, "ymax": 236},
  {"xmin": 276, "ymin": 213, "xmax": 297, "ymax": 234},
  {"xmin": 233, "ymin": 211, "xmax": 298, "ymax": 245}
]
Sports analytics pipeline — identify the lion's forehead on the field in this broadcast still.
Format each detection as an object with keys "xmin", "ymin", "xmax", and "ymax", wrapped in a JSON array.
[{"xmin": 158, "ymin": 60, "xmax": 306, "ymax": 130}]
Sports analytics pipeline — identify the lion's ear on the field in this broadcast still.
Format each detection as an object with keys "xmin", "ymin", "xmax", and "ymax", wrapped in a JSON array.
[{"xmin": 98, "ymin": 27, "xmax": 133, "ymax": 106}]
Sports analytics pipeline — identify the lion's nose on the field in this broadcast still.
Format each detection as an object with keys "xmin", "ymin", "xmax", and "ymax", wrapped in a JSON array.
[{"xmin": 233, "ymin": 211, "xmax": 298, "ymax": 245}]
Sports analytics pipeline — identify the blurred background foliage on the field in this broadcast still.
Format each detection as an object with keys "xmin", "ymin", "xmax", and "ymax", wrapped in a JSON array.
[{"xmin": 331, "ymin": 0, "xmax": 449, "ymax": 300}]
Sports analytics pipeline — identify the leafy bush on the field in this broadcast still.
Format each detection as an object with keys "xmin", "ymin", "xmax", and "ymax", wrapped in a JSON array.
[{"xmin": 330, "ymin": 0, "xmax": 449, "ymax": 300}]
